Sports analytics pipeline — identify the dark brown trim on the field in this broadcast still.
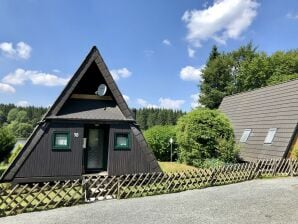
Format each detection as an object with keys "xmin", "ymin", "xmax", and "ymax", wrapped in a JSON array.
[
  {"xmin": 45, "ymin": 118, "xmax": 135, "ymax": 123},
  {"xmin": 12, "ymin": 176, "xmax": 82, "ymax": 184},
  {"xmin": 70, "ymin": 94, "xmax": 113, "ymax": 101}
]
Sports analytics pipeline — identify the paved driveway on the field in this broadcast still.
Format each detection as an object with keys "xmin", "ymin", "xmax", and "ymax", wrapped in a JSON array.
[{"xmin": 1, "ymin": 177, "xmax": 298, "ymax": 224}]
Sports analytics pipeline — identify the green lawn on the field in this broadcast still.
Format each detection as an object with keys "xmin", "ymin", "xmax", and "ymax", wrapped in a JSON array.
[{"xmin": 158, "ymin": 162, "xmax": 198, "ymax": 173}]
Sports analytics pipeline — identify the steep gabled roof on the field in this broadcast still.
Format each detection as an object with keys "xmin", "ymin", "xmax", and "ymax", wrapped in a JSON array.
[
  {"xmin": 44, "ymin": 46, "xmax": 134, "ymax": 120},
  {"xmin": 1, "ymin": 46, "xmax": 137, "ymax": 181},
  {"xmin": 219, "ymin": 79, "xmax": 298, "ymax": 161}
]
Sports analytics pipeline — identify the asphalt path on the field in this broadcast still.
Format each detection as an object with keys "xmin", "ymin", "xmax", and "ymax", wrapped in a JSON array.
[{"xmin": 1, "ymin": 177, "xmax": 298, "ymax": 224}]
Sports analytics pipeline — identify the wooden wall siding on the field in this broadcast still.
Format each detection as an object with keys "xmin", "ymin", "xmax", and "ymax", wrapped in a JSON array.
[
  {"xmin": 219, "ymin": 79, "xmax": 298, "ymax": 161},
  {"xmin": 107, "ymin": 124, "xmax": 152, "ymax": 175},
  {"xmin": 15, "ymin": 122, "xmax": 84, "ymax": 180}
]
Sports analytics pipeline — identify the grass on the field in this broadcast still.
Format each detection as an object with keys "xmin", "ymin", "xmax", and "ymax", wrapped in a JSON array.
[{"xmin": 158, "ymin": 162, "xmax": 198, "ymax": 173}]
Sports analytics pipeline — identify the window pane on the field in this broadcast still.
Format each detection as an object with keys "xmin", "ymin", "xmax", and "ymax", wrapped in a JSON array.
[
  {"xmin": 240, "ymin": 129, "xmax": 251, "ymax": 143},
  {"xmin": 116, "ymin": 135, "xmax": 128, "ymax": 147},
  {"xmin": 114, "ymin": 133, "xmax": 131, "ymax": 150},
  {"xmin": 55, "ymin": 134, "xmax": 68, "ymax": 146},
  {"xmin": 264, "ymin": 128, "xmax": 277, "ymax": 144}
]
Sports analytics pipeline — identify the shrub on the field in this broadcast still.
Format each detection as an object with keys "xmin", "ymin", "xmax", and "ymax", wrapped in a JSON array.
[
  {"xmin": 0, "ymin": 127, "xmax": 16, "ymax": 163},
  {"xmin": 176, "ymin": 108, "xmax": 238, "ymax": 167},
  {"xmin": 290, "ymin": 146, "xmax": 298, "ymax": 159},
  {"xmin": 144, "ymin": 125, "xmax": 177, "ymax": 161},
  {"xmin": 201, "ymin": 158, "xmax": 225, "ymax": 169}
]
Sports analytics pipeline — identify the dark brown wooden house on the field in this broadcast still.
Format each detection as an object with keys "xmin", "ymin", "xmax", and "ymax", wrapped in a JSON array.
[{"xmin": 1, "ymin": 46, "xmax": 161, "ymax": 183}]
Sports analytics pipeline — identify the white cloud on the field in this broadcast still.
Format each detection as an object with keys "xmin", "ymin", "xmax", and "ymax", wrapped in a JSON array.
[
  {"xmin": 286, "ymin": 12, "xmax": 298, "ymax": 20},
  {"xmin": 190, "ymin": 93, "xmax": 200, "ymax": 108},
  {"xmin": 137, "ymin": 98, "xmax": 158, "ymax": 109},
  {"xmin": 182, "ymin": 0, "xmax": 259, "ymax": 47},
  {"xmin": 159, "ymin": 98, "xmax": 185, "ymax": 109},
  {"xmin": 0, "ymin": 41, "xmax": 32, "ymax": 59},
  {"xmin": 137, "ymin": 98, "xmax": 185, "ymax": 109},
  {"xmin": 0, "ymin": 83, "xmax": 15, "ymax": 93},
  {"xmin": 162, "ymin": 39, "xmax": 172, "ymax": 46},
  {"xmin": 180, "ymin": 65, "xmax": 204, "ymax": 82},
  {"xmin": 2, "ymin": 68, "xmax": 70, "ymax": 86},
  {"xmin": 187, "ymin": 47, "xmax": 196, "ymax": 58},
  {"xmin": 110, "ymin": 68, "xmax": 132, "ymax": 81},
  {"xmin": 123, "ymin": 95, "xmax": 130, "ymax": 102},
  {"xmin": 16, "ymin": 100, "xmax": 30, "ymax": 107}
]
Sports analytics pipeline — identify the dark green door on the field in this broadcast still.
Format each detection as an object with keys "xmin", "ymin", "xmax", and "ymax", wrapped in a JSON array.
[{"xmin": 85, "ymin": 128, "xmax": 107, "ymax": 172}]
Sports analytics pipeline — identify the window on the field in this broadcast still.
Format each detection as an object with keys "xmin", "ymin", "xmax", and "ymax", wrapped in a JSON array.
[
  {"xmin": 240, "ymin": 129, "xmax": 252, "ymax": 143},
  {"xmin": 114, "ymin": 132, "xmax": 131, "ymax": 150},
  {"xmin": 52, "ymin": 132, "xmax": 70, "ymax": 150},
  {"xmin": 264, "ymin": 128, "xmax": 277, "ymax": 144}
]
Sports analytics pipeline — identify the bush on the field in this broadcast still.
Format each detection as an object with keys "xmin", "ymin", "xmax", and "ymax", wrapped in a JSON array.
[
  {"xmin": 176, "ymin": 108, "xmax": 238, "ymax": 167},
  {"xmin": 200, "ymin": 158, "xmax": 225, "ymax": 169},
  {"xmin": 144, "ymin": 125, "xmax": 177, "ymax": 161},
  {"xmin": 290, "ymin": 146, "xmax": 298, "ymax": 159},
  {"xmin": 0, "ymin": 127, "xmax": 16, "ymax": 163}
]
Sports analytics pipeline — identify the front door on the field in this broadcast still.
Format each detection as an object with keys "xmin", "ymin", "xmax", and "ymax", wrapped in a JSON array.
[{"xmin": 85, "ymin": 128, "xmax": 108, "ymax": 172}]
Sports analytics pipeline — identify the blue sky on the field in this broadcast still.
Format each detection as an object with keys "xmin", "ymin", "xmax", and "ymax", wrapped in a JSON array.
[{"xmin": 0, "ymin": 0, "xmax": 298, "ymax": 111}]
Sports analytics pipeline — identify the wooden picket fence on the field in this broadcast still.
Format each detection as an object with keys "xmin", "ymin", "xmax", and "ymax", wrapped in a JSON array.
[
  {"xmin": 1, "ymin": 159, "xmax": 298, "ymax": 217},
  {"xmin": 0, "ymin": 180, "xmax": 83, "ymax": 217}
]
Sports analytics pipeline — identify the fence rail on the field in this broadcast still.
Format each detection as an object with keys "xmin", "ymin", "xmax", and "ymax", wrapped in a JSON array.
[{"xmin": 1, "ymin": 159, "xmax": 298, "ymax": 217}]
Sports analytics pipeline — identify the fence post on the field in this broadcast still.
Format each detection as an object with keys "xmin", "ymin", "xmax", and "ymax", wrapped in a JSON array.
[
  {"xmin": 253, "ymin": 160, "xmax": 261, "ymax": 179},
  {"xmin": 290, "ymin": 159, "xmax": 294, "ymax": 177},
  {"xmin": 117, "ymin": 177, "xmax": 120, "ymax": 199},
  {"xmin": 82, "ymin": 178, "xmax": 89, "ymax": 202},
  {"xmin": 209, "ymin": 168, "xmax": 217, "ymax": 186}
]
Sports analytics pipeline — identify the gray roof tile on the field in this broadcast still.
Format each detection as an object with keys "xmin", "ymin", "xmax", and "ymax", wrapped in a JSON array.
[{"xmin": 219, "ymin": 79, "xmax": 298, "ymax": 161}]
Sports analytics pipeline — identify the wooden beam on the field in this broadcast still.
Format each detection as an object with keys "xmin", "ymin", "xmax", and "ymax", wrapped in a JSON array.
[{"xmin": 70, "ymin": 94, "xmax": 113, "ymax": 100}]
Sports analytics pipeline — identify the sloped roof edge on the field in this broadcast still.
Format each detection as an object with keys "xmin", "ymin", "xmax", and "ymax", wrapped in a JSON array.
[{"xmin": 222, "ymin": 78, "xmax": 298, "ymax": 100}]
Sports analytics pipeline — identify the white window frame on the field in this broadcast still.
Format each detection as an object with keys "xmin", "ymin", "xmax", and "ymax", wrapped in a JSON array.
[
  {"xmin": 264, "ymin": 128, "xmax": 277, "ymax": 144},
  {"xmin": 240, "ymin": 129, "xmax": 252, "ymax": 143}
]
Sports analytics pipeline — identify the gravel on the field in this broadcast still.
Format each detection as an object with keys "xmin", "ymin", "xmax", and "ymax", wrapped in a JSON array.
[{"xmin": 1, "ymin": 177, "xmax": 298, "ymax": 224}]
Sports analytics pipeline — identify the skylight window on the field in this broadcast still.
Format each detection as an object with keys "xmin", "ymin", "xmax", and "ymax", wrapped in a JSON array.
[
  {"xmin": 264, "ymin": 128, "xmax": 277, "ymax": 144},
  {"xmin": 240, "ymin": 129, "xmax": 251, "ymax": 143}
]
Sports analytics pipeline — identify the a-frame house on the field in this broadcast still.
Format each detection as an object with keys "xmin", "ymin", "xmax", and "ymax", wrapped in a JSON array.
[{"xmin": 1, "ymin": 46, "xmax": 161, "ymax": 183}]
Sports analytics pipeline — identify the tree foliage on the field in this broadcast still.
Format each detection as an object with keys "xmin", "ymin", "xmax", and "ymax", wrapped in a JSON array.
[
  {"xmin": 0, "ymin": 127, "xmax": 16, "ymax": 163},
  {"xmin": 199, "ymin": 43, "xmax": 298, "ymax": 108},
  {"xmin": 144, "ymin": 125, "xmax": 177, "ymax": 161},
  {"xmin": 0, "ymin": 104, "xmax": 47, "ymax": 139},
  {"xmin": 135, "ymin": 108, "xmax": 185, "ymax": 130},
  {"xmin": 176, "ymin": 108, "xmax": 238, "ymax": 167}
]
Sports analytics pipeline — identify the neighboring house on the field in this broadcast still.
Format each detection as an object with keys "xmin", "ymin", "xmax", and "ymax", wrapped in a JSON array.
[
  {"xmin": 219, "ymin": 79, "xmax": 298, "ymax": 161},
  {"xmin": 1, "ymin": 46, "xmax": 160, "ymax": 183}
]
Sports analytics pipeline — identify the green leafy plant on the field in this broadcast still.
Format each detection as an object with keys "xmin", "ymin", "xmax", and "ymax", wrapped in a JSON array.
[
  {"xmin": 0, "ymin": 127, "xmax": 16, "ymax": 163},
  {"xmin": 144, "ymin": 125, "xmax": 177, "ymax": 161},
  {"xmin": 290, "ymin": 146, "xmax": 298, "ymax": 159},
  {"xmin": 176, "ymin": 108, "xmax": 238, "ymax": 167}
]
